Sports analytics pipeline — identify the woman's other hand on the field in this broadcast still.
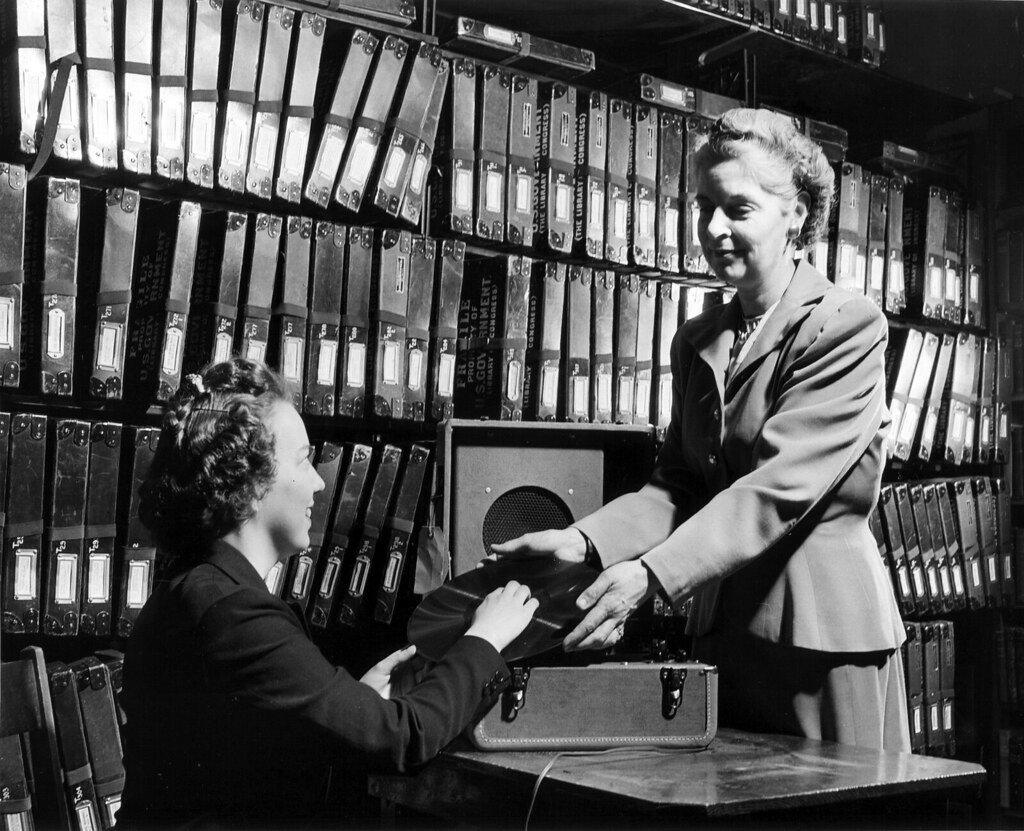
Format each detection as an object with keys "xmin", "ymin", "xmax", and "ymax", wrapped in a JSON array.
[
  {"xmin": 486, "ymin": 528, "xmax": 588, "ymax": 564},
  {"xmin": 359, "ymin": 644, "xmax": 418, "ymax": 699},
  {"xmin": 564, "ymin": 561, "xmax": 653, "ymax": 651},
  {"xmin": 464, "ymin": 581, "xmax": 539, "ymax": 653}
]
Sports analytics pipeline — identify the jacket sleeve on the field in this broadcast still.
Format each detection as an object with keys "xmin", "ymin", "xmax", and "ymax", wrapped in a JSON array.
[
  {"xmin": 197, "ymin": 589, "xmax": 507, "ymax": 772},
  {"xmin": 639, "ymin": 296, "xmax": 889, "ymax": 603},
  {"xmin": 574, "ymin": 325, "xmax": 713, "ymax": 567}
]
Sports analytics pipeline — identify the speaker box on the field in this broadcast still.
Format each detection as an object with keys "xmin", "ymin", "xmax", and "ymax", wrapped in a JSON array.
[{"xmin": 438, "ymin": 420, "xmax": 656, "ymax": 575}]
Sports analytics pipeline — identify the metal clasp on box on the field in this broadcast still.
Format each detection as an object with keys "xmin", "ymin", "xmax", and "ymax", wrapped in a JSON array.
[
  {"xmin": 501, "ymin": 667, "xmax": 531, "ymax": 722},
  {"xmin": 660, "ymin": 666, "xmax": 687, "ymax": 720}
]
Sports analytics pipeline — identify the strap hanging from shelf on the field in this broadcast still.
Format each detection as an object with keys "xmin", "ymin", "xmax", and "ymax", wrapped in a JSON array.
[{"xmin": 698, "ymin": 24, "xmax": 759, "ymax": 67}]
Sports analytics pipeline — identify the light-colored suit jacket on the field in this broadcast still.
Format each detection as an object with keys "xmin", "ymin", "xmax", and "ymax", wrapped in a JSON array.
[{"xmin": 576, "ymin": 260, "xmax": 905, "ymax": 653}]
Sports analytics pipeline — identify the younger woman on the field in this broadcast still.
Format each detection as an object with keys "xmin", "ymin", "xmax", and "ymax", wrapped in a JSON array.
[{"xmin": 119, "ymin": 357, "xmax": 538, "ymax": 827}]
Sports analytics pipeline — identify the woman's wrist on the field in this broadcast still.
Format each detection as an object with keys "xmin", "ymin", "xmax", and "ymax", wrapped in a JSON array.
[{"xmin": 639, "ymin": 558, "xmax": 663, "ymax": 602}]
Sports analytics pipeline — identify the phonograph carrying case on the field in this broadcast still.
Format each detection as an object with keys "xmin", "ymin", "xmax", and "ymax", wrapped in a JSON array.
[
  {"xmin": 468, "ymin": 661, "xmax": 718, "ymax": 751},
  {"xmin": 408, "ymin": 557, "xmax": 718, "ymax": 751}
]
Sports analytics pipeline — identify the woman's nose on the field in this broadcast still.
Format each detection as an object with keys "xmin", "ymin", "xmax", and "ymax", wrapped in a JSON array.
[
  {"xmin": 705, "ymin": 207, "xmax": 729, "ymax": 239},
  {"xmin": 312, "ymin": 469, "xmax": 325, "ymax": 493}
]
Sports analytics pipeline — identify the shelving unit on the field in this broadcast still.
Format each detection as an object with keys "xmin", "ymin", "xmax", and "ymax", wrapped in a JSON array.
[
  {"xmin": 1, "ymin": 1, "xmax": 1020, "ymax": 827},
  {"xmin": 431, "ymin": 0, "xmax": 976, "ymax": 145}
]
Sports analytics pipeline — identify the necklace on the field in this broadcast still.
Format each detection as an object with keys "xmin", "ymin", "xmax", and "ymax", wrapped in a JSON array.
[
  {"xmin": 728, "ymin": 312, "xmax": 767, "ymax": 380},
  {"xmin": 736, "ymin": 314, "xmax": 764, "ymax": 348}
]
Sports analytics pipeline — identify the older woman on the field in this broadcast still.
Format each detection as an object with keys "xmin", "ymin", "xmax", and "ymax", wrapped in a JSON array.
[
  {"xmin": 119, "ymin": 357, "xmax": 538, "ymax": 827},
  {"xmin": 494, "ymin": 108, "xmax": 908, "ymax": 752}
]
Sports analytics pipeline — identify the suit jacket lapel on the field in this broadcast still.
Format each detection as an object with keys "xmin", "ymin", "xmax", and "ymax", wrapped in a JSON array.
[
  {"xmin": 208, "ymin": 541, "xmax": 313, "ymax": 637},
  {"xmin": 207, "ymin": 541, "xmax": 270, "ymax": 590},
  {"xmin": 723, "ymin": 260, "xmax": 834, "ymax": 395},
  {"xmin": 688, "ymin": 296, "xmax": 740, "ymax": 409}
]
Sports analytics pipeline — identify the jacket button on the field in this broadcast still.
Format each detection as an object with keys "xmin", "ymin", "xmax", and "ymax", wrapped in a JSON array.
[
  {"xmin": 708, "ymin": 453, "xmax": 718, "ymax": 466},
  {"xmin": 712, "ymin": 407, "xmax": 720, "ymax": 421}
]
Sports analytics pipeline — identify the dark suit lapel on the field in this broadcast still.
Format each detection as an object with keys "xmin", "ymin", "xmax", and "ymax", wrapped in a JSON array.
[
  {"xmin": 207, "ymin": 541, "xmax": 315, "ymax": 638},
  {"xmin": 724, "ymin": 259, "xmax": 833, "ymax": 395},
  {"xmin": 207, "ymin": 541, "xmax": 270, "ymax": 590}
]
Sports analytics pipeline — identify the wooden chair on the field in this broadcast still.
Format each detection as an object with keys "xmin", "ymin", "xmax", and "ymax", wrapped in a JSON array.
[{"xmin": 1, "ymin": 646, "xmax": 70, "ymax": 830}]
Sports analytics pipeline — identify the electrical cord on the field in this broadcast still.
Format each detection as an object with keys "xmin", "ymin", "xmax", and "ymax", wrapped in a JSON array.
[{"xmin": 523, "ymin": 744, "xmax": 709, "ymax": 831}]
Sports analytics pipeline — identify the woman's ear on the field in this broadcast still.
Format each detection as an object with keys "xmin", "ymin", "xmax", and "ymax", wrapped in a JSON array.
[{"xmin": 788, "ymin": 191, "xmax": 811, "ymax": 241}]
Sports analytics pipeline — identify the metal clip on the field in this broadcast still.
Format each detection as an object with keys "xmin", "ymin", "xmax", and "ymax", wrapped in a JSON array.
[
  {"xmin": 501, "ymin": 667, "xmax": 530, "ymax": 722},
  {"xmin": 660, "ymin": 666, "xmax": 687, "ymax": 720},
  {"xmin": 87, "ymin": 664, "xmax": 106, "ymax": 691},
  {"xmin": 50, "ymin": 668, "xmax": 69, "ymax": 694}
]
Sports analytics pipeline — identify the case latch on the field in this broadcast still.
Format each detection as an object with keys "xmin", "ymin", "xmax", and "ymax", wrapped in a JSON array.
[
  {"xmin": 501, "ymin": 667, "xmax": 531, "ymax": 722},
  {"xmin": 660, "ymin": 666, "xmax": 687, "ymax": 720}
]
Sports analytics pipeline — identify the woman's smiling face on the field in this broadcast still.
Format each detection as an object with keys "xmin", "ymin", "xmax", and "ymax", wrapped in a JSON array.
[
  {"xmin": 254, "ymin": 401, "xmax": 325, "ymax": 561},
  {"xmin": 695, "ymin": 146, "xmax": 806, "ymax": 293}
]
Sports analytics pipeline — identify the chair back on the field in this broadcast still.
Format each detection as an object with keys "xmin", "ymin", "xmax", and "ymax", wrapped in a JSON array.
[{"xmin": 1, "ymin": 646, "xmax": 70, "ymax": 829}]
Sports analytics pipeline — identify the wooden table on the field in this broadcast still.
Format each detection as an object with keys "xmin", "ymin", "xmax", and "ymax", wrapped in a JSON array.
[{"xmin": 368, "ymin": 729, "xmax": 986, "ymax": 829}]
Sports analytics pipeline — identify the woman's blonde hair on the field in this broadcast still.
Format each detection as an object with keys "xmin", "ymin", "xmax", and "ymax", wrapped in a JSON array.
[{"xmin": 694, "ymin": 107, "xmax": 835, "ymax": 248}]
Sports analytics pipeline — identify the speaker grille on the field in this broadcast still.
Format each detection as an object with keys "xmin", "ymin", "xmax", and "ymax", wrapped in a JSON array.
[{"xmin": 481, "ymin": 486, "xmax": 575, "ymax": 552}]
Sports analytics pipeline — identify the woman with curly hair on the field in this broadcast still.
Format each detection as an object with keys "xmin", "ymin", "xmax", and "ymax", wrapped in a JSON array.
[
  {"xmin": 494, "ymin": 107, "xmax": 909, "ymax": 751},
  {"xmin": 118, "ymin": 357, "xmax": 538, "ymax": 828}
]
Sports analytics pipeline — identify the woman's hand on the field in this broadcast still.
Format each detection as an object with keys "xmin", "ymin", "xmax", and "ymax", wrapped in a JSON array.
[
  {"xmin": 464, "ymin": 580, "xmax": 539, "ymax": 653},
  {"xmin": 486, "ymin": 528, "xmax": 588, "ymax": 564},
  {"xmin": 359, "ymin": 644, "xmax": 418, "ymax": 700},
  {"xmin": 564, "ymin": 561, "xmax": 654, "ymax": 651}
]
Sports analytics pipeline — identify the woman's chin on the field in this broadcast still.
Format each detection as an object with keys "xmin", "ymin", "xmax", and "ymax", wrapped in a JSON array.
[
  {"xmin": 713, "ymin": 267, "xmax": 743, "ymax": 287},
  {"xmin": 280, "ymin": 540, "xmax": 309, "ymax": 561}
]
